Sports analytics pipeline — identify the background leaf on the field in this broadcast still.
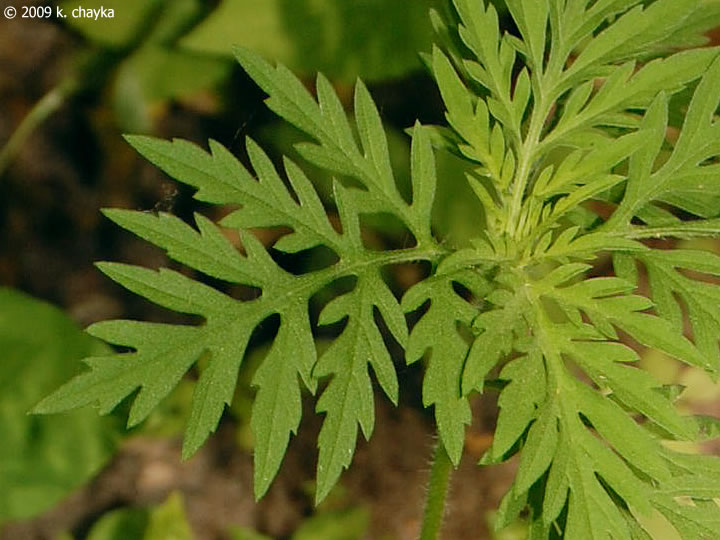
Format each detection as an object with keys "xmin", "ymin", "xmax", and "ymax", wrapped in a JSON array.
[
  {"xmin": 181, "ymin": 0, "xmax": 434, "ymax": 82},
  {"xmin": 0, "ymin": 289, "xmax": 121, "ymax": 522}
]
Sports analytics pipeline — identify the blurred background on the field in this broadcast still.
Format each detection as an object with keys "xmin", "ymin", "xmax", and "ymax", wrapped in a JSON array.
[{"xmin": 0, "ymin": 1, "xmax": 718, "ymax": 539}]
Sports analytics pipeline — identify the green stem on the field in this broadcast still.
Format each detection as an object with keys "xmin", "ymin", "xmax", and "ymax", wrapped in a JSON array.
[
  {"xmin": 420, "ymin": 440, "xmax": 453, "ymax": 540},
  {"xmin": 505, "ymin": 88, "xmax": 551, "ymax": 240},
  {"xmin": 0, "ymin": 79, "xmax": 77, "ymax": 178},
  {"xmin": 613, "ymin": 221, "xmax": 720, "ymax": 239}
]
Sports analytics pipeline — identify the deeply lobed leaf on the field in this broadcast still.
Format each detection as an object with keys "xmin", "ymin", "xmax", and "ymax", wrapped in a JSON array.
[
  {"xmin": 37, "ymin": 58, "xmax": 447, "ymax": 502},
  {"xmin": 36, "ymin": 2, "xmax": 720, "ymax": 536}
]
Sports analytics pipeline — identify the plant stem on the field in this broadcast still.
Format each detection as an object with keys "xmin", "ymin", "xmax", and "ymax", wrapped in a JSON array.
[
  {"xmin": 0, "ymin": 79, "xmax": 77, "ymax": 179},
  {"xmin": 505, "ymin": 92, "xmax": 549, "ymax": 240},
  {"xmin": 419, "ymin": 440, "xmax": 453, "ymax": 540}
]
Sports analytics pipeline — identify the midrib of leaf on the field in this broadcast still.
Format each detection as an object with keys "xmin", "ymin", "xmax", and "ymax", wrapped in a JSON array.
[
  {"xmin": 503, "ymin": 21, "xmax": 570, "ymax": 240},
  {"xmin": 518, "ymin": 278, "xmax": 670, "ymax": 536},
  {"xmin": 502, "ymin": 12, "xmax": 720, "ymax": 244},
  {"xmin": 196, "ymin": 245, "xmax": 446, "ymax": 336},
  {"xmin": 610, "ymin": 219, "xmax": 720, "ymax": 239},
  {"xmin": 104, "ymin": 211, "xmax": 264, "ymax": 286},
  {"xmin": 126, "ymin": 136, "xmax": 344, "ymax": 255},
  {"xmin": 274, "ymin": 245, "xmax": 447, "ymax": 303},
  {"xmin": 505, "ymin": 93, "xmax": 549, "ymax": 239},
  {"xmin": 42, "ymin": 243, "xmax": 445, "ymax": 426}
]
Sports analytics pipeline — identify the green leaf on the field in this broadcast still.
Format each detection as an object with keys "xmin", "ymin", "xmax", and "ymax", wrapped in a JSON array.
[
  {"xmin": 488, "ymin": 351, "xmax": 545, "ymax": 462},
  {"xmin": 574, "ymin": 382, "xmax": 670, "ymax": 482},
  {"xmin": 86, "ymin": 508, "xmax": 148, "ymax": 540},
  {"xmin": 609, "ymin": 55, "xmax": 720, "ymax": 227},
  {"xmin": 563, "ymin": 340, "xmax": 695, "ymax": 441},
  {"xmin": 1, "ymin": 289, "xmax": 120, "ymax": 521},
  {"xmin": 653, "ymin": 497, "xmax": 720, "ymax": 540},
  {"xmin": 514, "ymin": 399, "xmax": 558, "ymax": 493},
  {"xmin": 637, "ymin": 249, "xmax": 720, "ymax": 373},
  {"xmin": 529, "ymin": 314, "xmax": 653, "ymax": 534},
  {"xmin": 181, "ymin": 0, "xmax": 433, "ymax": 82},
  {"xmin": 432, "ymin": 46, "xmax": 474, "ymax": 142},
  {"xmin": 40, "ymin": 2, "xmax": 720, "ymax": 534},
  {"xmin": 354, "ymin": 79, "xmax": 395, "ymax": 195},
  {"xmin": 40, "ymin": 46, "xmax": 452, "ymax": 502},
  {"xmin": 453, "ymin": 0, "xmax": 516, "ymax": 135},
  {"xmin": 544, "ymin": 230, "xmax": 646, "ymax": 259},
  {"xmin": 462, "ymin": 289, "xmax": 527, "ymax": 395},
  {"xmin": 504, "ymin": 0, "xmax": 548, "ymax": 72},
  {"xmin": 105, "ymin": 211, "xmax": 259, "ymax": 283},
  {"xmin": 409, "ymin": 122, "xmax": 438, "ymax": 226},
  {"xmin": 485, "ymin": 265, "xmax": 712, "ymax": 535},
  {"xmin": 233, "ymin": 47, "xmax": 431, "ymax": 243},
  {"xmin": 143, "ymin": 492, "xmax": 193, "ymax": 540},
  {"xmin": 251, "ymin": 301, "xmax": 316, "ymax": 499},
  {"xmin": 292, "ymin": 506, "xmax": 369, "ymax": 540},
  {"xmin": 620, "ymin": 218, "xmax": 720, "ymax": 240},
  {"xmin": 545, "ymin": 275, "xmax": 710, "ymax": 370},
  {"xmin": 403, "ymin": 271, "xmax": 486, "ymax": 465},
  {"xmin": 544, "ymin": 37, "xmax": 718, "ymax": 150},
  {"xmin": 314, "ymin": 271, "xmax": 404, "ymax": 502},
  {"xmin": 60, "ymin": 0, "xmax": 160, "ymax": 48}
]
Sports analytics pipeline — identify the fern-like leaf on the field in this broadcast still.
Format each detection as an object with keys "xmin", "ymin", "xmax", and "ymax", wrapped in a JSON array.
[
  {"xmin": 35, "ymin": 2, "xmax": 720, "ymax": 536},
  {"xmin": 35, "ymin": 51, "xmax": 446, "ymax": 502}
]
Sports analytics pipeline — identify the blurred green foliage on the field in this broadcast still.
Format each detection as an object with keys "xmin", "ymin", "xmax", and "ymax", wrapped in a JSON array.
[
  {"xmin": 0, "ymin": 289, "xmax": 121, "ymax": 523},
  {"xmin": 292, "ymin": 506, "xmax": 369, "ymax": 540},
  {"xmin": 60, "ymin": 0, "xmax": 161, "ymax": 48},
  {"xmin": 54, "ymin": 0, "xmax": 436, "ymax": 133},
  {"xmin": 85, "ymin": 507, "xmax": 148, "ymax": 540},
  {"xmin": 60, "ymin": 0, "xmax": 230, "ymax": 132},
  {"xmin": 229, "ymin": 505, "xmax": 369, "ymax": 540},
  {"xmin": 181, "ymin": 0, "xmax": 434, "ymax": 82},
  {"xmin": 143, "ymin": 492, "xmax": 194, "ymax": 540},
  {"xmin": 71, "ymin": 490, "xmax": 367, "ymax": 539},
  {"xmin": 79, "ymin": 491, "xmax": 191, "ymax": 540}
]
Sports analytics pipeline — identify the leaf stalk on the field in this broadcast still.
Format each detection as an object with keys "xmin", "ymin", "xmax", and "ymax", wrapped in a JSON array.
[{"xmin": 419, "ymin": 440, "xmax": 453, "ymax": 540}]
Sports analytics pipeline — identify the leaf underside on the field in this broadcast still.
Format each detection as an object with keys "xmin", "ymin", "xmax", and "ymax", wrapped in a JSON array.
[{"xmin": 36, "ymin": 0, "xmax": 720, "ymax": 535}]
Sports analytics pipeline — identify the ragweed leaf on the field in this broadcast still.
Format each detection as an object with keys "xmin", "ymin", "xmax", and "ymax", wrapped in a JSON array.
[
  {"xmin": 37, "ymin": 52, "xmax": 447, "ymax": 502},
  {"xmin": 314, "ymin": 269, "xmax": 405, "ymax": 503},
  {"xmin": 36, "ymin": 2, "xmax": 720, "ymax": 535},
  {"xmin": 485, "ymin": 350, "xmax": 545, "ymax": 462},
  {"xmin": 403, "ymin": 270, "xmax": 487, "ymax": 464}
]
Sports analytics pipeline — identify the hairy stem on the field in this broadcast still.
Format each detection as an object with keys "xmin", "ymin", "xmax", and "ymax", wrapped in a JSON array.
[{"xmin": 420, "ymin": 440, "xmax": 453, "ymax": 540}]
